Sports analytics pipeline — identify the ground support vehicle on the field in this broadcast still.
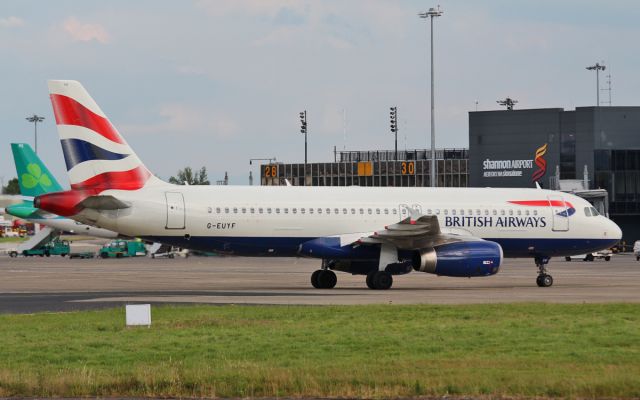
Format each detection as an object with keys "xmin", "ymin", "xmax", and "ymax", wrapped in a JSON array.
[
  {"xmin": 19, "ymin": 239, "xmax": 70, "ymax": 257},
  {"xmin": 99, "ymin": 240, "xmax": 147, "ymax": 258},
  {"xmin": 565, "ymin": 250, "xmax": 612, "ymax": 262}
]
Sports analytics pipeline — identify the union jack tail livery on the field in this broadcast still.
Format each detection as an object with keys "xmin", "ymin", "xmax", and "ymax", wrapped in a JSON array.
[
  {"xmin": 48, "ymin": 80, "xmax": 154, "ymax": 191},
  {"xmin": 35, "ymin": 80, "xmax": 163, "ymax": 216}
]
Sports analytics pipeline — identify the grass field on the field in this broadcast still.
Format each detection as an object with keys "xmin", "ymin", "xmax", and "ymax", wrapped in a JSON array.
[
  {"xmin": 0, "ymin": 304, "xmax": 639, "ymax": 398},
  {"xmin": 0, "ymin": 236, "xmax": 26, "ymax": 243}
]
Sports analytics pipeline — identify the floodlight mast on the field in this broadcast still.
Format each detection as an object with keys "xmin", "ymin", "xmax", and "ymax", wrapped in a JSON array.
[
  {"xmin": 25, "ymin": 114, "xmax": 45, "ymax": 154},
  {"xmin": 586, "ymin": 62, "xmax": 606, "ymax": 106},
  {"xmin": 419, "ymin": 6, "xmax": 443, "ymax": 187}
]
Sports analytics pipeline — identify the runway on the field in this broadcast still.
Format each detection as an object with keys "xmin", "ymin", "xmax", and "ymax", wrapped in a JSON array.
[{"xmin": 1, "ymin": 254, "xmax": 639, "ymax": 313}]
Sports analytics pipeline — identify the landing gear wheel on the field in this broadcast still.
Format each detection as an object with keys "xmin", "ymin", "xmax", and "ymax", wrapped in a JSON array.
[
  {"xmin": 311, "ymin": 270, "xmax": 322, "ymax": 288},
  {"xmin": 366, "ymin": 271, "xmax": 376, "ymax": 289},
  {"xmin": 605, "ymin": 256, "xmax": 611, "ymax": 261},
  {"xmin": 565, "ymin": 257, "xmax": 571, "ymax": 262},
  {"xmin": 367, "ymin": 271, "xmax": 393, "ymax": 290},
  {"xmin": 534, "ymin": 256, "xmax": 553, "ymax": 288},
  {"xmin": 311, "ymin": 269, "xmax": 337, "ymax": 289}
]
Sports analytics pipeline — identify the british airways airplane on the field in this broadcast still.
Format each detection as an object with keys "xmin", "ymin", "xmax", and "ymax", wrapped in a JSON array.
[{"xmin": 34, "ymin": 80, "xmax": 622, "ymax": 289}]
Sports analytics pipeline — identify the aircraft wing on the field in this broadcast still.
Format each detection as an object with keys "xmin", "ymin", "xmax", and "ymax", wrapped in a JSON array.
[{"xmin": 357, "ymin": 208, "xmax": 475, "ymax": 250}]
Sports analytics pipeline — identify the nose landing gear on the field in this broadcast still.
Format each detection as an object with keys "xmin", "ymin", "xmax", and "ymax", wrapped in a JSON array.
[{"xmin": 535, "ymin": 256, "xmax": 553, "ymax": 287}]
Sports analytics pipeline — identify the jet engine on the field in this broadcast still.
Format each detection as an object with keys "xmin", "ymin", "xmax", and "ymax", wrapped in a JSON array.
[{"xmin": 411, "ymin": 240, "xmax": 503, "ymax": 277}]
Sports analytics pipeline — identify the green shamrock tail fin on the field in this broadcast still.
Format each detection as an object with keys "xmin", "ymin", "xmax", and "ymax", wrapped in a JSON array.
[{"xmin": 11, "ymin": 143, "xmax": 63, "ymax": 197}]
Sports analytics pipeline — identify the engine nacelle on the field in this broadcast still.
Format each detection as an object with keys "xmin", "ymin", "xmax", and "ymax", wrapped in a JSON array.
[{"xmin": 412, "ymin": 241, "xmax": 503, "ymax": 277}]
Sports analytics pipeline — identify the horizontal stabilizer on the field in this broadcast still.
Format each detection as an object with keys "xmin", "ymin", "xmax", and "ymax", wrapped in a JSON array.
[{"xmin": 79, "ymin": 195, "xmax": 131, "ymax": 210}]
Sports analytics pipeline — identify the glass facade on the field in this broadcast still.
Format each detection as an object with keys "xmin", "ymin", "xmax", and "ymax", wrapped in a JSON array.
[{"xmin": 595, "ymin": 150, "xmax": 640, "ymax": 214}]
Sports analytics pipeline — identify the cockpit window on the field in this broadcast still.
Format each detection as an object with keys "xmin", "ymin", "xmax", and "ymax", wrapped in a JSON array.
[
  {"xmin": 584, "ymin": 207, "xmax": 592, "ymax": 217},
  {"xmin": 590, "ymin": 207, "xmax": 599, "ymax": 216}
]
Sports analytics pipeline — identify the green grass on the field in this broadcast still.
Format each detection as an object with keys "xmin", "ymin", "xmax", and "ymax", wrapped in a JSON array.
[
  {"xmin": 0, "ymin": 236, "xmax": 26, "ymax": 243},
  {"xmin": 0, "ymin": 304, "xmax": 639, "ymax": 398}
]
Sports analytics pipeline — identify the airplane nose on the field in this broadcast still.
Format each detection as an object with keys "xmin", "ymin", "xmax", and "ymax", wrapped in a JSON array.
[{"xmin": 610, "ymin": 220, "xmax": 623, "ymax": 240}]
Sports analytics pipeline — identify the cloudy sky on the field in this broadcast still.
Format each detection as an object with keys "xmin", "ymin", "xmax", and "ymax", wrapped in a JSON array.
[{"xmin": 1, "ymin": 0, "xmax": 639, "ymax": 186}]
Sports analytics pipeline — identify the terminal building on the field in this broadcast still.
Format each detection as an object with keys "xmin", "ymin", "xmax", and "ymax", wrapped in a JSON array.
[
  {"xmin": 469, "ymin": 106, "xmax": 640, "ymax": 243},
  {"xmin": 261, "ymin": 148, "xmax": 469, "ymax": 188}
]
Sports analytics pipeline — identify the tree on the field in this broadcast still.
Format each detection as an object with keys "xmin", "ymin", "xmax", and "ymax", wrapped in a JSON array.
[
  {"xmin": 2, "ymin": 178, "xmax": 20, "ymax": 195},
  {"xmin": 169, "ymin": 167, "xmax": 210, "ymax": 185}
]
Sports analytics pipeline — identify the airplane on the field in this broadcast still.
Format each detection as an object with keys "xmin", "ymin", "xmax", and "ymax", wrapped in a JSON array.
[
  {"xmin": 34, "ymin": 80, "xmax": 622, "ymax": 289},
  {"xmin": 2, "ymin": 143, "xmax": 118, "ymax": 239}
]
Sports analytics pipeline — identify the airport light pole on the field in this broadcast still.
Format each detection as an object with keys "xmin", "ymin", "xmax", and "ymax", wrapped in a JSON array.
[
  {"xmin": 419, "ymin": 6, "xmax": 443, "ymax": 187},
  {"xmin": 299, "ymin": 111, "xmax": 308, "ymax": 186},
  {"xmin": 390, "ymin": 107, "xmax": 398, "ymax": 160},
  {"xmin": 25, "ymin": 114, "xmax": 45, "ymax": 155},
  {"xmin": 586, "ymin": 62, "xmax": 606, "ymax": 106}
]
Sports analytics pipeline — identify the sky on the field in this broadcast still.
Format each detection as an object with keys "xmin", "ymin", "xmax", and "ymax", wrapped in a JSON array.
[{"xmin": 1, "ymin": 0, "xmax": 639, "ymax": 187}]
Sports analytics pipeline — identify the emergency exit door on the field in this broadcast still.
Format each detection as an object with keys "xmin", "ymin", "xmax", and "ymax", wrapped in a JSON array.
[{"xmin": 165, "ymin": 192, "xmax": 185, "ymax": 229}]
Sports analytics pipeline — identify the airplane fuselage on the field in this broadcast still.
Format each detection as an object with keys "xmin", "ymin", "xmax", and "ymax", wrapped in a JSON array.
[{"xmin": 78, "ymin": 184, "xmax": 621, "ymax": 258}]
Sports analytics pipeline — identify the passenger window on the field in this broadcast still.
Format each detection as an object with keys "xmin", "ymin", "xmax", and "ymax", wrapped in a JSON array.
[
  {"xmin": 392, "ymin": 209, "xmax": 397, "ymax": 215},
  {"xmin": 452, "ymin": 209, "xmax": 457, "ymax": 215},
  {"xmin": 342, "ymin": 208, "xmax": 347, "ymax": 214},
  {"xmin": 435, "ymin": 209, "xmax": 440, "ymax": 215},
  {"xmin": 259, "ymin": 208, "xmax": 263, "ymax": 214},
  {"xmin": 492, "ymin": 209, "xmax": 497, "ymax": 216},
  {"xmin": 225, "ymin": 207, "xmax": 229, "ymax": 214},
  {"xmin": 584, "ymin": 207, "xmax": 592, "ymax": 217},
  {"xmin": 359, "ymin": 208, "xmax": 364, "ymax": 214},
  {"xmin": 334, "ymin": 208, "xmax": 339, "ymax": 214},
  {"xmin": 241, "ymin": 208, "xmax": 246, "ymax": 214},
  {"xmin": 207, "ymin": 207, "xmax": 212, "ymax": 214},
  {"xmin": 233, "ymin": 208, "xmax": 238, "ymax": 214},
  {"xmin": 301, "ymin": 208, "xmax": 305, "ymax": 214},
  {"xmin": 376, "ymin": 208, "xmax": 380, "ymax": 215},
  {"xmin": 293, "ymin": 208, "xmax": 297, "ymax": 214},
  {"xmin": 276, "ymin": 208, "xmax": 280, "ymax": 214},
  {"xmin": 517, "ymin": 210, "xmax": 521, "ymax": 216},
  {"xmin": 525, "ymin": 210, "xmax": 530, "ymax": 216},
  {"xmin": 533, "ymin": 210, "xmax": 538, "ymax": 216},
  {"xmin": 318, "ymin": 208, "xmax": 322, "ymax": 214},
  {"xmin": 462, "ymin": 209, "xmax": 466, "ymax": 215},
  {"xmin": 250, "ymin": 208, "xmax": 255, "ymax": 214},
  {"xmin": 310, "ymin": 208, "xmax": 314, "ymax": 214},
  {"xmin": 351, "ymin": 208, "xmax": 356, "ymax": 214},
  {"xmin": 216, "ymin": 207, "xmax": 221, "ymax": 214},
  {"xmin": 427, "ymin": 209, "xmax": 432, "ymax": 214},
  {"xmin": 368, "ymin": 209, "xmax": 372, "ymax": 215},
  {"xmin": 267, "ymin": 208, "xmax": 272, "ymax": 214},
  {"xmin": 484, "ymin": 209, "xmax": 488, "ymax": 216},
  {"xmin": 384, "ymin": 209, "xmax": 389, "ymax": 215},
  {"xmin": 500, "ymin": 210, "xmax": 505, "ymax": 216},
  {"xmin": 444, "ymin": 209, "xmax": 449, "ymax": 215},
  {"xmin": 509, "ymin": 210, "xmax": 513, "ymax": 216},
  {"xmin": 284, "ymin": 208, "xmax": 288, "ymax": 214},
  {"xmin": 326, "ymin": 208, "xmax": 331, "ymax": 214}
]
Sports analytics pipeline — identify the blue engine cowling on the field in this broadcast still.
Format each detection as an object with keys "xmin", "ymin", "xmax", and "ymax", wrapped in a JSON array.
[{"xmin": 411, "ymin": 240, "xmax": 503, "ymax": 277}]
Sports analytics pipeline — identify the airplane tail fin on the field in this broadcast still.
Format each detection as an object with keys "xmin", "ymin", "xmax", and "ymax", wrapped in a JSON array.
[
  {"xmin": 11, "ymin": 143, "xmax": 63, "ymax": 197},
  {"xmin": 47, "ymin": 80, "xmax": 157, "ymax": 192},
  {"xmin": 35, "ymin": 80, "xmax": 163, "ymax": 217}
]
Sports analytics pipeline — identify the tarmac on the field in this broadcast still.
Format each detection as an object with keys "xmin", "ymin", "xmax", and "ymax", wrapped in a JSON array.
[{"xmin": 1, "ymin": 251, "xmax": 639, "ymax": 314}]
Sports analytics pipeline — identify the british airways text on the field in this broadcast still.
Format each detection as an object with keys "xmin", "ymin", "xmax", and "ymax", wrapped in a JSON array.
[{"xmin": 444, "ymin": 216, "xmax": 547, "ymax": 228}]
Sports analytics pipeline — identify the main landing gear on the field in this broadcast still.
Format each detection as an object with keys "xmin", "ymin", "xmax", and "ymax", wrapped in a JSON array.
[
  {"xmin": 311, "ymin": 269, "xmax": 337, "ymax": 289},
  {"xmin": 366, "ymin": 270, "xmax": 393, "ymax": 290},
  {"xmin": 535, "ymin": 256, "xmax": 553, "ymax": 287}
]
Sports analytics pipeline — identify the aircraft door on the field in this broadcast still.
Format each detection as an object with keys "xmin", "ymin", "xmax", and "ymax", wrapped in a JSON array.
[
  {"xmin": 165, "ymin": 192, "xmax": 186, "ymax": 229},
  {"xmin": 548, "ymin": 195, "xmax": 569, "ymax": 232}
]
